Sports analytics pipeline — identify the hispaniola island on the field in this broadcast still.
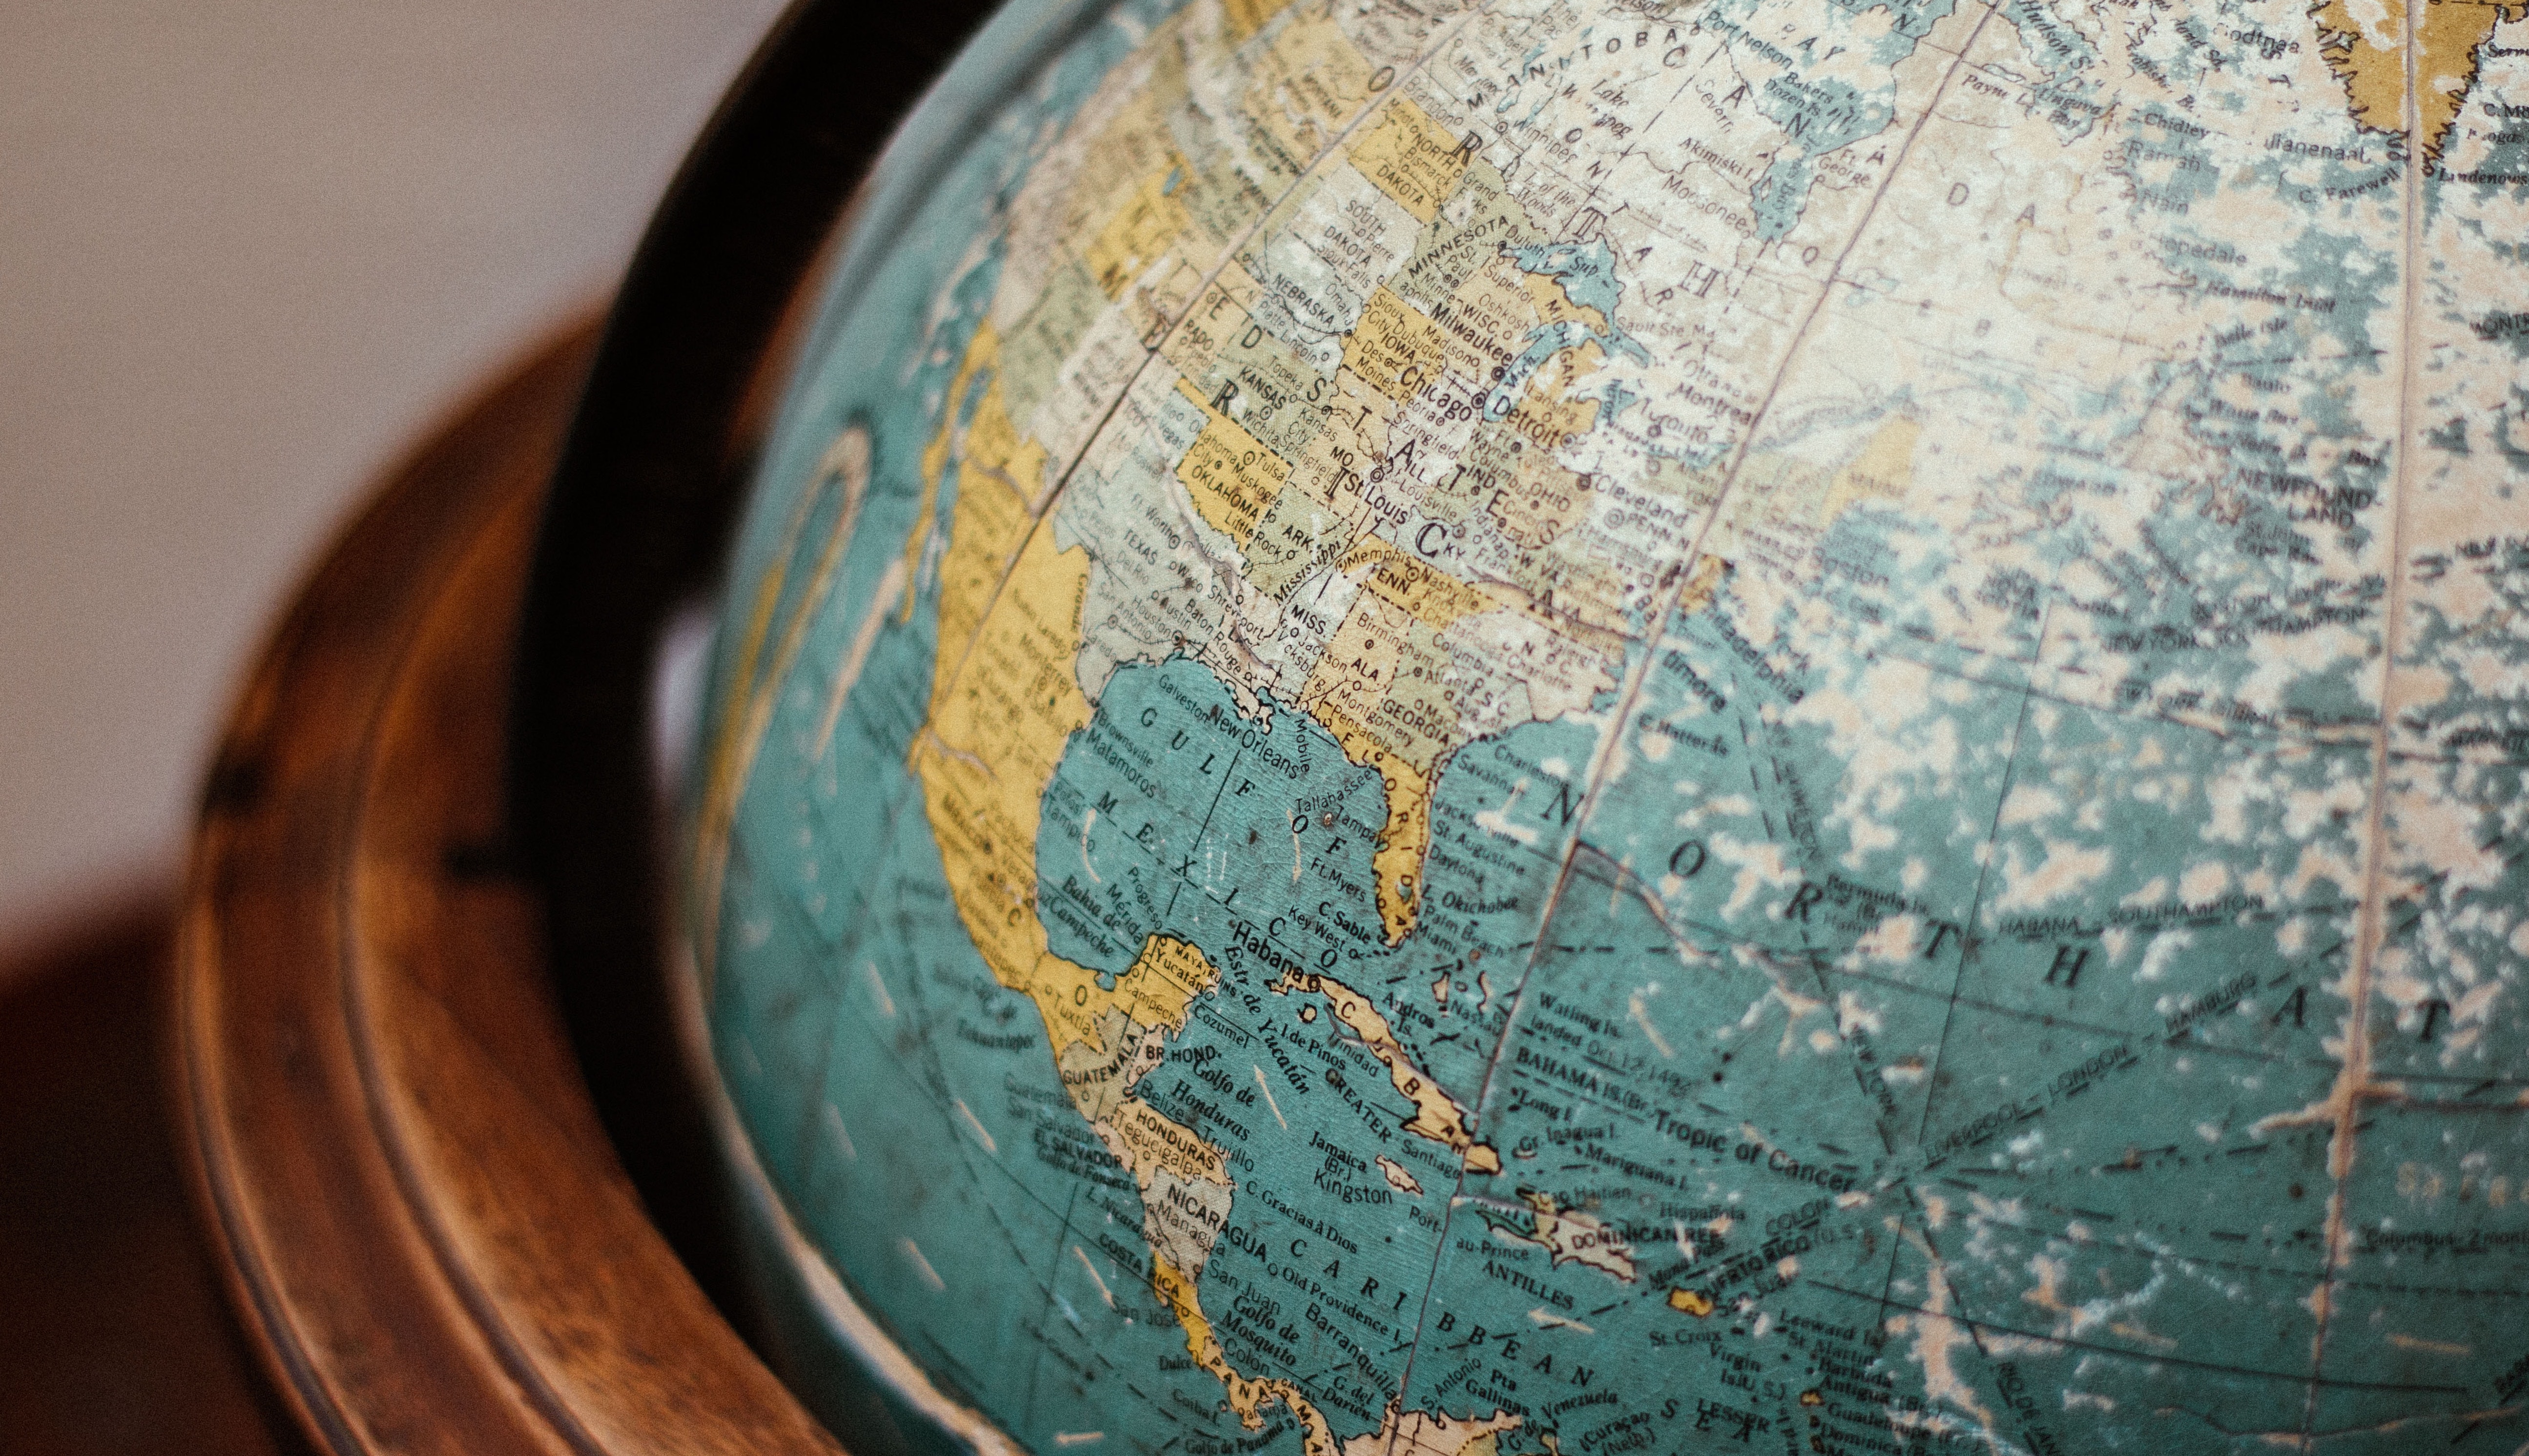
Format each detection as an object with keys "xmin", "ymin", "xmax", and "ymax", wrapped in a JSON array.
[{"xmin": 685, "ymin": 0, "xmax": 2529, "ymax": 1446}]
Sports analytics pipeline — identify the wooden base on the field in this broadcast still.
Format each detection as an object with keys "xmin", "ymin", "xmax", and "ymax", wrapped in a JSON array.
[
  {"xmin": 173, "ymin": 320, "xmax": 840, "ymax": 1456},
  {"xmin": 0, "ymin": 901, "xmax": 299, "ymax": 1456}
]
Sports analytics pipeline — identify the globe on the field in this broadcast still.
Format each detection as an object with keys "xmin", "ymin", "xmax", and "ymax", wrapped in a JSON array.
[{"xmin": 679, "ymin": 0, "xmax": 2529, "ymax": 1449}]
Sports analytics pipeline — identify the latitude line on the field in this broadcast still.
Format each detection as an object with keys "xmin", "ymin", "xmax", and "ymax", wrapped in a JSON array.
[{"xmin": 1805, "ymin": 1280, "xmax": 2468, "ymax": 1394}]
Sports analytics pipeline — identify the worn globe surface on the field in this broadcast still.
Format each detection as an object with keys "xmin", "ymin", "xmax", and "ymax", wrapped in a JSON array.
[{"xmin": 687, "ymin": 0, "xmax": 2529, "ymax": 1448}]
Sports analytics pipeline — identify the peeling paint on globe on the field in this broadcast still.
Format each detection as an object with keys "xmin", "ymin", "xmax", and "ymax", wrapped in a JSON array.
[{"xmin": 690, "ymin": 0, "xmax": 2529, "ymax": 1449}]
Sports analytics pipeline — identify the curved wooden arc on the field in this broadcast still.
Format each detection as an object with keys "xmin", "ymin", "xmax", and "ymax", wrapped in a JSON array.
[{"xmin": 174, "ymin": 320, "xmax": 845, "ymax": 1456}]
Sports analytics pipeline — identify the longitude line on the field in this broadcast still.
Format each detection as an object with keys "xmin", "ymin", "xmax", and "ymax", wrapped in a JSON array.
[
  {"xmin": 1459, "ymin": 0, "xmax": 2007, "ymax": 1177},
  {"xmin": 2299, "ymin": 0, "xmax": 2428, "ymax": 1442},
  {"xmin": 1394, "ymin": 0, "xmax": 2007, "ymax": 1387},
  {"xmin": 923, "ymin": 0, "xmax": 1514, "ymax": 742},
  {"xmin": 1869, "ymin": 611, "xmax": 2039, "ymax": 1328}
]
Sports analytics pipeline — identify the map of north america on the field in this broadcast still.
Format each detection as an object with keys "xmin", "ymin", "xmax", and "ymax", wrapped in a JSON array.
[{"xmin": 691, "ymin": 0, "xmax": 2529, "ymax": 1447}]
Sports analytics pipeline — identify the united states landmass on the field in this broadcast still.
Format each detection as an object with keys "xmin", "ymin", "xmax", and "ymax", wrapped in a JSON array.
[{"xmin": 693, "ymin": 0, "xmax": 2529, "ymax": 1447}]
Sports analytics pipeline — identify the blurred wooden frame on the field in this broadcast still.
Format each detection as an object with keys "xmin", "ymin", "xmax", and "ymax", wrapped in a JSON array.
[
  {"xmin": 168, "ymin": 0, "xmax": 1009, "ymax": 1446},
  {"xmin": 172, "ymin": 317, "xmax": 846, "ymax": 1456}
]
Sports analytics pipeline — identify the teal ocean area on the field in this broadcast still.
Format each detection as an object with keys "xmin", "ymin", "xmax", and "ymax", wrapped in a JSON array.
[{"xmin": 691, "ymin": 0, "xmax": 2529, "ymax": 1441}]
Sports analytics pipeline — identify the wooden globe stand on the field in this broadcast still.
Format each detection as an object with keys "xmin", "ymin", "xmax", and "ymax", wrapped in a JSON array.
[
  {"xmin": 173, "ymin": 319, "xmax": 841, "ymax": 1456},
  {"xmin": 170, "ymin": 4, "xmax": 1004, "ymax": 1450}
]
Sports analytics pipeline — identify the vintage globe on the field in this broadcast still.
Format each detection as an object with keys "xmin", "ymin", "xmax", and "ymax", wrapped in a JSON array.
[{"xmin": 679, "ymin": 0, "xmax": 2529, "ymax": 1449}]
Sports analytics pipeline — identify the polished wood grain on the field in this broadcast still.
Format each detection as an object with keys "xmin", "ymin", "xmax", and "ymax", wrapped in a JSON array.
[{"xmin": 174, "ymin": 319, "xmax": 843, "ymax": 1456}]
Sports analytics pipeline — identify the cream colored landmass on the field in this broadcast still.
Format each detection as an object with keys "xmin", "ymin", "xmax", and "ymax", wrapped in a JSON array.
[
  {"xmin": 1271, "ymin": 969, "xmax": 1501, "ymax": 1171},
  {"xmin": 1240, "ymin": 8, "xmax": 1378, "ymax": 164},
  {"xmin": 1376, "ymin": 1155, "xmax": 1425, "ymax": 1195},
  {"xmin": 2311, "ymin": 0, "xmax": 2511, "ymax": 157},
  {"xmin": 1497, "ymin": 1190, "xmax": 1636, "ymax": 1283},
  {"xmin": 1083, "ymin": 155, "xmax": 1192, "ymax": 298},
  {"xmin": 1340, "ymin": 1401, "xmax": 1521, "ymax": 1456},
  {"xmin": 1106, "ymin": 1095, "xmax": 1231, "ymax": 1184},
  {"xmin": 1343, "ymin": 287, "xmax": 1451, "ymax": 401}
]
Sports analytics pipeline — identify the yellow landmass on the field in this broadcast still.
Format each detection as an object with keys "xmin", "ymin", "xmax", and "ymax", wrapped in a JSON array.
[
  {"xmin": 1271, "ymin": 970, "xmax": 1498, "ymax": 1169},
  {"xmin": 1818, "ymin": 413, "xmax": 1918, "ymax": 527},
  {"xmin": 1125, "ymin": 934, "xmax": 1221, "ymax": 1022},
  {"xmin": 1503, "ymin": 341, "xmax": 1606, "ymax": 453},
  {"xmin": 2311, "ymin": 0, "xmax": 2511, "ymax": 157},
  {"xmin": 1175, "ymin": 380, "xmax": 1292, "ymax": 543},
  {"xmin": 902, "ymin": 328, "xmax": 1013, "ymax": 624},
  {"xmin": 1341, "ymin": 287, "xmax": 1450, "ymax": 401},
  {"xmin": 926, "ymin": 346, "xmax": 1047, "ymax": 716},
  {"xmin": 909, "ymin": 333, "xmax": 1221, "ymax": 1081},
  {"xmin": 1340, "ymin": 1402, "xmax": 1521, "ymax": 1456},
  {"xmin": 1084, "ymin": 156, "xmax": 1192, "ymax": 299},
  {"xmin": 1221, "ymin": 0, "xmax": 1296, "ymax": 43},
  {"xmin": 1675, "ymin": 553, "xmax": 1728, "ymax": 616},
  {"xmin": 909, "ymin": 519, "xmax": 1096, "ymax": 1030},
  {"xmin": 1347, "ymin": 97, "xmax": 1473, "ymax": 223},
  {"xmin": 1487, "ymin": 455, "xmax": 1595, "ymax": 550},
  {"xmin": 1377, "ymin": 1155, "xmax": 1425, "ymax": 1195},
  {"xmin": 1667, "ymin": 1287, "xmax": 1716, "ymax": 1317},
  {"xmin": 1153, "ymin": 1256, "xmax": 1339, "ymax": 1456}
]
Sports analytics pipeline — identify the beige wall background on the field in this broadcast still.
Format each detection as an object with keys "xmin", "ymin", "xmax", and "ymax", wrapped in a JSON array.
[{"xmin": 0, "ymin": 0, "xmax": 789, "ymax": 950}]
